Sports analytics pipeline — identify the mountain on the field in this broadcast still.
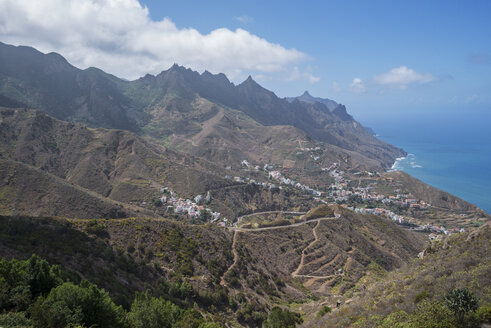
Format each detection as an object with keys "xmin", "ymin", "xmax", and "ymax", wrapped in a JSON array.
[
  {"xmin": 0, "ymin": 42, "xmax": 404, "ymax": 170},
  {"xmin": 0, "ymin": 42, "xmax": 143, "ymax": 131},
  {"xmin": 286, "ymin": 90, "xmax": 339, "ymax": 111}
]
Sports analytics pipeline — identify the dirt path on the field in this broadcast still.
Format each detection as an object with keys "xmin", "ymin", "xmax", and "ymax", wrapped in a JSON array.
[
  {"xmin": 220, "ymin": 216, "xmax": 340, "ymax": 287},
  {"xmin": 232, "ymin": 216, "xmax": 336, "ymax": 232},
  {"xmin": 310, "ymin": 253, "xmax": 341, "ymax": 275},
  {"xmin": 220, "ymin": 230, "xmax": 239, "ymax": 286},
  {"xmin": 235, "ymin": 210, "xmax": 306, "ymax": 227},
  {"xmin": 292, "ymin": 220, "xmax": 321, "ymax": 278}
]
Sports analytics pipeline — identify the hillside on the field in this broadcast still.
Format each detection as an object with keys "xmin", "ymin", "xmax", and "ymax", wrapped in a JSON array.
[
  {"xmin": 302, "ymin": 223, "xmax": 491, "ymax": 327},
  {"xmin": 0, "ymin": 158, "xmax": 141, "ymax": 218},
  {"xmin": 0, "ymin": 206, "xmax": 426, "ymax": 326},
  {"xmin": 0, "ymin": 107, "xmax": 323, "ymax": 220}
]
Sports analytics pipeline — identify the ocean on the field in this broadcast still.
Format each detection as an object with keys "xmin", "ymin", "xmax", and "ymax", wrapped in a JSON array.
[{"xmin": 360, "ymin": 110, "xmax": 491, "ymax": 214}]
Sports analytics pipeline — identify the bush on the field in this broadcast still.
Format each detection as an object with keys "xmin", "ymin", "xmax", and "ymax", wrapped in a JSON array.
[
  {"xmin": 414, "ymin": 290, "xmax": 430, "ymax": 304},
  {"xmin": 317, "ymin": 305, "xmax": 332, "ymax": 318},
  {"xmin": 408, "ymin": 300, "xmax": 458, "ymax": 328},
  {"xmin": 262, "ymin": 306, "xmax": 302, "ymax": 328}
]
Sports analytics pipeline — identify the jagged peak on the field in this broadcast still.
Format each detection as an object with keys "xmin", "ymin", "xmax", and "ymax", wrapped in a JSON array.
[
  {"xmin": 301, "ymin": 90, "xmax": 312, "ymax": 97},
  {"xmin": 239, "ymin": 75, "xmax": 259, "ymax": 86},
  {"xmin": 168, "ymin": 63, "xmax": 186, "ymax": 71}
]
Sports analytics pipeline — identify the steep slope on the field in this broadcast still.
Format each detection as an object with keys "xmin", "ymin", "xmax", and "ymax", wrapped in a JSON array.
[
  {"xmin": 0, "ymin": 42, "xmax": 142, "ymax": 130},
  {"xmin": 133, "ymin": 66, "xmax": 404, "ymax": 168},
  {"xmin": 0, "ymin": 158, "xmax": 139, "ymax": 218},
  {"xmin": 302, "ymin": 223, "xmax": 491, "ymax": 327},
  {"xmin": 227, "ymin": 206, "xmax": 425, "ymax": 300}
]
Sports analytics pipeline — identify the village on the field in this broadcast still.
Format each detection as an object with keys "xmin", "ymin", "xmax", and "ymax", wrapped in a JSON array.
[{"xmin": 156, "ymin": 151, "xmax": 462, "ymax": 239}]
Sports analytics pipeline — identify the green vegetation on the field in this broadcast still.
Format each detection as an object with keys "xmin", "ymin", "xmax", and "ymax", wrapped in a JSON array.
[
  {"xmin": 303, "ymin": 205, "xmax": 334, "ymax": 221},
  {"xmin": 317, "ymin": 305, "xmax": 332, "ymax": 317},
  {"xmin": 445, "ymin": 288, "xmax": 479, "ymax": 324},
  {"xmin": 262, "ymin": 307, "xmax": 302, "ymax": 328},
  {"xmin": 30, "ymin": 281, "xmax": 125, "ymax": 328},
  {"xmin": 0, "ymin": 255, "xmax": 223, "ymax": 328}
]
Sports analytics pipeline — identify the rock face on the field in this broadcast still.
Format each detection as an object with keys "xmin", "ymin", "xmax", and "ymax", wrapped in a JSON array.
[{"xmin": 0, "ymin": 41, "xmax": 404, "ymax": 169}]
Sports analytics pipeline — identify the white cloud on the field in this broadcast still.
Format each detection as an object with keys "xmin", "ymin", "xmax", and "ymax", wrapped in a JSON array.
[
  {"xmin": 286, "ymin": 66, "xmax": 320, "ymax": 83},
  {"xmin": 0, "ymin": 0, "xmax": 306, "ymax": 80},
  {"xmin": 306, "ymin": 73, "xmax": 320, "ymax": 83},
  {"xmin": 234, "ymin": 15, "xmax": 254, "ymax": 24},
  {"xmin": 350, "ymin": 78, "xmax": 366, "ymax": 93},
  {"xmin": 373, "ymin": 66, "xmax": 435, "ymax": 89}
]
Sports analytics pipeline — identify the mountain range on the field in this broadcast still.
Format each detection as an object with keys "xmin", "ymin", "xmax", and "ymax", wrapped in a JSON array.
[{"xmin": 0, "ymin": 41, "xmax": 404, "ymax": 171}]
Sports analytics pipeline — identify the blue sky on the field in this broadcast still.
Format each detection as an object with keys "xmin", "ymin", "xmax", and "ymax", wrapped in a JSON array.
[
  {"xmin": 1, "ymin": 0, "xmax": 490, "ymax": 120},
  {"xmin": 140, "ymin": 0, "xmax": 491, "ymax": 118}
]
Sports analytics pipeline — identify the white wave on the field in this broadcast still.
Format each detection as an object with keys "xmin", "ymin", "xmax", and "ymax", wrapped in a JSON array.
[{"xmin": 388, "ymin": 156, "xmax": 407, "ymax": 172}]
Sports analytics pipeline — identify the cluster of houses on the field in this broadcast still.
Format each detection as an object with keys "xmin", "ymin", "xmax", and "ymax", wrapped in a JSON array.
[
  {"xmin": 267, "ymin": 170, "xmax": 322, "ymax": 197},
  {"xmin": 159, "ymin": 188, "xmax": 225, "ymax": 225}
]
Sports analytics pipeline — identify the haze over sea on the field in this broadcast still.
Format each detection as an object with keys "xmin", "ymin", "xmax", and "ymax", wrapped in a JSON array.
[{"xmin": 360, "ymin": 108, "xmax": 491, "ymax": 214}]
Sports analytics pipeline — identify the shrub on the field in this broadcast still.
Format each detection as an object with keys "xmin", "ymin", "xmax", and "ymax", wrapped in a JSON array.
[
  {"xmin": 317, "ymin": 305, "xmax": 332, "ymax": 318},
  {"xmin": 476, "ymin": 303, "xmax": 491, "ymax": 323},
  {"xmin": 262, "ymin": 306, "xmax": 302, "ymax": 328},
  {"xmin": 414, "ymin": 290, "xmax": 430, "ymax": 304},
  {"xmin": 408, "ymin": 300, "xmax": 458, "ymax": 328}
]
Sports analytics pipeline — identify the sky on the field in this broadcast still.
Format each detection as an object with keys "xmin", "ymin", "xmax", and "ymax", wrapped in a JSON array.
[{"xmin": 0, "ymin": 0, "xmax": 490, "ymax": 120}]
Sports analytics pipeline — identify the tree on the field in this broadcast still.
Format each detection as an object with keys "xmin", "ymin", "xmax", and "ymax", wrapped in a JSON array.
[
  {"xmin": 127, "ymin": 291, "xmax": 182, "ymax": 328},
  {"xmin": 199, "ymin": 210, "xmax": 211, "ymax": 222},
  {"xmin": 445, "ymin": 288, "xmax": 479, "ymax": 324},
  {"xmin": 27, "ymin": 254, "xmax": 63, "ymax": 298},
  {"xmin": 30, "ymin": 280, "xmax": 124, "ymax": 328}
]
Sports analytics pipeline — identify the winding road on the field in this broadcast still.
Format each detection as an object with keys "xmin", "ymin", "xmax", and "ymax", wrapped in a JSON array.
[{"xmin": 219, "ymin": 215, "xmax": 340, "ymax": 286}]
